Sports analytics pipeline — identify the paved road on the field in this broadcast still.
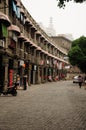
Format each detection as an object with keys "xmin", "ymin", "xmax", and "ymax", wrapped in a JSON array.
[{"xmin": 0, "ymin": 81, "xmax": 86, "ymax": 130}]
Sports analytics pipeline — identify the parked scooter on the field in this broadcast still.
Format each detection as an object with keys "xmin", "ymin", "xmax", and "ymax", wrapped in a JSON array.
[{"xmin": 0, "ymin": 83, "xmax": 18, "ymax": 96}]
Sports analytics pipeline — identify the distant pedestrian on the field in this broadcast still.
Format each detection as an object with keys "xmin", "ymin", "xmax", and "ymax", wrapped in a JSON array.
[
  {"xmin": 78, "ymin": 75, "xmax": 83, "ymax": 88},
  {"xmin": 84, "ymin": 75, "xmax": 86, "ymax": 89}
]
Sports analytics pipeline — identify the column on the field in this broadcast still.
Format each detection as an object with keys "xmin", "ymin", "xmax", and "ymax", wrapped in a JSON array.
[{"xmin": 4, "ymin": 57, "xmax": 9, "ymax": 91}]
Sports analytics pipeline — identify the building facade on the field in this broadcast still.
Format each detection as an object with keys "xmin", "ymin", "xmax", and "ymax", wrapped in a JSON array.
[
  {"xmin": 0, "ymin": 0, "xmax": 69, "ymax": 90},
  {"xmin": 51, "ymin": 36, "xmax": 72, "ymax": 53}
]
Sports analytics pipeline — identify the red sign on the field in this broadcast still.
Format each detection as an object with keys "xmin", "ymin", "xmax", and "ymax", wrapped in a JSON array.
[{"xmin": 9, "ymin": 69, "xmax": 13, "ymax": 87}]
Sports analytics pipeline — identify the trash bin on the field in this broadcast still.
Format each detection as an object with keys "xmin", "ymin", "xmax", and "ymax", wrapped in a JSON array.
[{"xmin": 23, "ymin": 75, "xmax": 27, "ymax": 90}]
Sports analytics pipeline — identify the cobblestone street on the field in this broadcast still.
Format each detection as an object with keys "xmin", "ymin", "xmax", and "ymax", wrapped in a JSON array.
[{"xmin": 0, "ymin": 81, "xmax": 86, "ymax": 130}]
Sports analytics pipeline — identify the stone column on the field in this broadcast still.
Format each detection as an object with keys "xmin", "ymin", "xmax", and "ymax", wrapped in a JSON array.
[
  {"xmin": 28, "ymin": 70, "xmax": 31, "ymax": 86},
  {"xmin": 33, "ymin": 70, "xmax": 36, "ymax": 84},
  {"xmin": 4, "ymin": 59, "xmax": 9, "ymax": 91},
  {"xmin": 45, "ymin": 67, "xmax": 48, "ymax": 82},
  {"xmin": 41, "ymin": 66, "xmax": 44, "ymax": 83},
  {"xmin": 36, "ymin": 66, "xmax": 40, "ymax": 84}
]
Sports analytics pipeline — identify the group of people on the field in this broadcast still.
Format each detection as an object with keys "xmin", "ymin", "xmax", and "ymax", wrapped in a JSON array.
[{"xmin": 78, "ymin": 75, "xmax": 86, "ymax": 89}]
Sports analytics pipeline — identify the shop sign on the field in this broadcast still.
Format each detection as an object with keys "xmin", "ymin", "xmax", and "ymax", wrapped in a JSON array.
[
  {"xmin": 65, "ymin": 66, "xmax": 70, "ymax": 69},
  {"xmin": 47, "ymin": 60, "xmax": 49, "ymax": 65},
  {"xmin": 20, "ymin": 60, "xmax": 24, "ymax": 66},
  {"xmin": 9, "ymin": 69, "xmax": 13, "ymax": 87},
  {"xmin": 34, "ymin": 65, "xmax": 37, "ymax": 71},
  {"xmin": 0, "ymin": 40, "xmax": 4, "ymax": 48}
]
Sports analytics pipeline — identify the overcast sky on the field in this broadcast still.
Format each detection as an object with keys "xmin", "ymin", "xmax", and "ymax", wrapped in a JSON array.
[{"xmin": 21, "ymin": 0, "xmax": 86, "ymax": 40}]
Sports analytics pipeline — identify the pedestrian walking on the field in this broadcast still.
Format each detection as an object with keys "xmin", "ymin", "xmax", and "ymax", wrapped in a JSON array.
[
  {"xmin": 84, "ymin": 75, "xmax": 86, "ymax": 89},
  {"xmin": 78, "ymin": 75, "xmax": 83, "ymax": 88}
]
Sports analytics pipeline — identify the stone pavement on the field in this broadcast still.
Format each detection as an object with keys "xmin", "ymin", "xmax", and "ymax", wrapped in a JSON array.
[{"xmin": 0, "ymin": 80, "xmax": 86, "ymax": 130}]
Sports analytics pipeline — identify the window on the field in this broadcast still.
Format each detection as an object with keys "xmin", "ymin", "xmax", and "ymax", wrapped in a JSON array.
[
  {"xmin": 0, "ymin": 24, "xmax": 8, "ymax": 38},
  {"xmin": 9, "ymin": 0, "xmax": 12, "ymax": 16}
]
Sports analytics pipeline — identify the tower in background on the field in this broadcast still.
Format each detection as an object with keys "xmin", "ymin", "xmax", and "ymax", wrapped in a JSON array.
[
  {"xmin": 39, "ymin": 17, "xmax": 56, "ymax": 37},
  {"xmin": 45, "ymin": 17, "xmax": 56, "ymax": 36}
]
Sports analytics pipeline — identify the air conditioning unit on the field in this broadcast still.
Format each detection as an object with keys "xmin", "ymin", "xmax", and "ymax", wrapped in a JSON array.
[{"xmin": 0, "ymin": 40, "xmax": 4, "ymax": 48}]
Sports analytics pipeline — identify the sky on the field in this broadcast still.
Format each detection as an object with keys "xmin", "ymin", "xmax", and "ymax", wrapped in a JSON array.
[{"xmin": 21, "ymin": 0, "xmax": 86, "ymax": 40}]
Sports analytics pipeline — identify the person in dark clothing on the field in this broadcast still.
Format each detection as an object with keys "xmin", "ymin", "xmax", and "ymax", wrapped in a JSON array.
[{"xmin": 78, "ymin": 75, "xmax": 83, "ymax": 88}]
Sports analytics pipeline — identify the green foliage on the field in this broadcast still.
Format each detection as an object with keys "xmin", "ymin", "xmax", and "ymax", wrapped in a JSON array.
[
  {"xmin": 72, "ymin": 36, "xmax": 86, "ymax": 55},
  {"xmin": 68, "ymin": 36, "xmax": 86, "ymax": 73},
  {"xmin": 57, "ymin": 0, "xmax": 86, "ymax": 8}
]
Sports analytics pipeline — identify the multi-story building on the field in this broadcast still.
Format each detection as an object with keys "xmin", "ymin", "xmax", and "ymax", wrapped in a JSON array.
[
  {"xmin": 0, "ymin": 0, "xmax": 70, "ymax": 90},
  {"xmin": 51, "ymin": 36, "xmax": 72, "ymax": 53}
]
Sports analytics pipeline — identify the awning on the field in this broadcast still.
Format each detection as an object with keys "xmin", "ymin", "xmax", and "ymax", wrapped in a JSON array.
[
  {"xmin": 16, "ymin": 1, "xmax": 21, "ymax": 7},
  {"xmin": 36, "ymin": 31, "xmax": 41, "ymax": 36},
  {"xmin": 36, "ymin": 47, "xmax": 42, "ymax": 51},
  {"xmin": 25, "ymin": 18, "xmax": 32, "ymax": 26},
  {"xmin": 0, "ymin": 12, "xmax": 11, "ymax": 27},
  {"xmin": 20, "ymin": 8, "xmax": 24, "ymax": 14},
  {"xmin": 8, "ymin": 24, "xmax": 20, "ymax": 35},
  {"xmin": 31, "ymin": 25, "xmax": 37, "ymax": 31},
  {"xmin": 25, "ymin": 18, "xmax": 30, "ymax": 23},
  {"xmin": 18, "ymin": 33, "xmax": 26, "ymax": 41},
  {"xmin": 24, "ymin": 38, "xmax": 32, "ymax": 45},
  {"xmin": 31, "ymin": 42, "xmax": 38, "ymax": 48},
  {"xmin": 24, "ymin": 38, "xmax": 30, "ymax": 42}
]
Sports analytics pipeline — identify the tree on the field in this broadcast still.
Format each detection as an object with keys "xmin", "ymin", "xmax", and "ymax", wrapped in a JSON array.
[
  {"xmin": 68, "ymin": 36, "xmax": 86, "ymax": 73},
  {"xmin": 57, "ymin": 0, "xmax": 86, "ymax": 8}
]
